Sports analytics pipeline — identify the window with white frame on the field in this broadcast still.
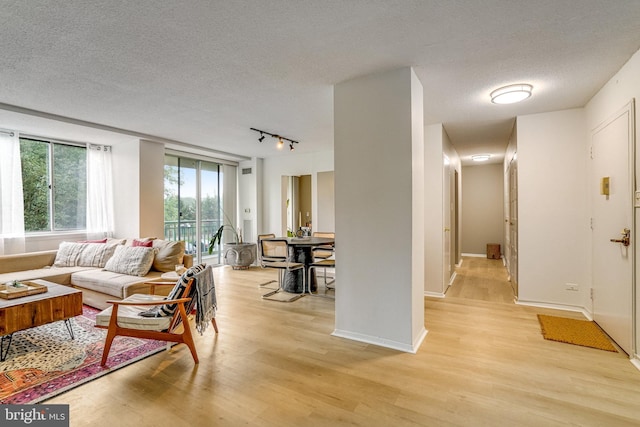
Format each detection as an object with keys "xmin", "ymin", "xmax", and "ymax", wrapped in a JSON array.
[{"xmin": 19, "ymin": 137, "xmax": 87, "ymax": 232}]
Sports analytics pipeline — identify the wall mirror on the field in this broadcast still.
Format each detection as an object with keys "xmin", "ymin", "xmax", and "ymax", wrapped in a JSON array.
[{"xmin": 282, "ymin": 175, "xmax": 311, "ymax": 235}]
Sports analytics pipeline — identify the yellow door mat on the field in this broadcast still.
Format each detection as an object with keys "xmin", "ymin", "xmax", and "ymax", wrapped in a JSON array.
[{"xmin": 537, "ymin": 314, "xmax": 618, "ymax": 352}]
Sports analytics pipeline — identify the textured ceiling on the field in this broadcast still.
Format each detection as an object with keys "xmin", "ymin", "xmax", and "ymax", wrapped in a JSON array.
[{"xmin": 1, "ymin": 1, "xmax": 640, "ymax": 163}]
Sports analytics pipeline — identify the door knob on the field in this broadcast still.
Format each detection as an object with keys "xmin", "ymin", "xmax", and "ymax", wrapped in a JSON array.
[{"xmin": 610, "ymin": 228, "xmax": 631, "ymax": 247}]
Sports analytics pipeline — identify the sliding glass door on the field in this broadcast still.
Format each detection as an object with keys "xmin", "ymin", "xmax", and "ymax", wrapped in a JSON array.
[{"xmin": 164, "ymin": 155, "xmax": 224, "ymax": 265}]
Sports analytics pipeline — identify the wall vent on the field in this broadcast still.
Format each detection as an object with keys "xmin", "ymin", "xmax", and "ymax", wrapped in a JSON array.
[{"xmin": 242, "ymin": 168, "xmax": 252, "ymax": 175}]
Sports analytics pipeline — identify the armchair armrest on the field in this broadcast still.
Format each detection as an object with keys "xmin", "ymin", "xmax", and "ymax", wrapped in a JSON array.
[{"xmin": 105, "ymin": 297, "xmax": 192, "ymax": 307}]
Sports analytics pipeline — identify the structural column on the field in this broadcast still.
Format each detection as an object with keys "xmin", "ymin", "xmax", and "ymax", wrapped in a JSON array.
[{"xmin": 333, "ymin": 67, "xmax": 426, "ymax": 352}]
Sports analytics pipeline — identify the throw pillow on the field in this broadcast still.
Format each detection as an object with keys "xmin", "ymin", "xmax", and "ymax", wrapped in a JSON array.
[
  {"xmin": 54, "ymin": 241, "xmax": 119, "ymax": 268},
  {"xmin": 152, "ymin": 240, "xmax": 185, "ymax": 272},
  {"xmin": 77, "ymin": 238, "xmax": 107, "ymax": 243},
  {"xmin": 125, "ymin": 237, "xmax": 156, "ymax": 246},
  {"xmin": 76, "ymin": 243, "xmax": 119, "ymax": 268},
  {"xmin": 132, "ymin": 239, "xmax": 153, "ymax": 247},
  {"xmin": 54, "ymin": 242, "xmax": 85, "ymax": 267},
  {"xmin": 140, "ymin": 263, "xmax": 206, "ymax": 318},
  {"xmin": 103, "ymin": 245, "xmax": 157, "ymax": 277},
  {"xmin": 107, "ymin": 238, "xmax": 127, "ymax": 246}
]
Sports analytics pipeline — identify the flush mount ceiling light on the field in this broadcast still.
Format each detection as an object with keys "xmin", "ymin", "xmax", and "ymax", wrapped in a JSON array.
[
  {"xmin": 490, "ymin": 83, "xmax": 533, "ymax": 104},
  {"xmin": 471, "ymin": 154, "xmax": 491, "ymax": 162},
  {"xmin": 250, "ymin": 127, "xmax": 299, "ymax": 152}
]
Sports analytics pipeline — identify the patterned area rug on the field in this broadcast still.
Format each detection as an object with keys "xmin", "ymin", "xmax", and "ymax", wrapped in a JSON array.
[
  {"xmin": 0, "ymin": 305, "xmax": 169, "ymax": 404},
  {"xmin": 537, "ymin": 314, "xmax": 618, "ymax": 352}
]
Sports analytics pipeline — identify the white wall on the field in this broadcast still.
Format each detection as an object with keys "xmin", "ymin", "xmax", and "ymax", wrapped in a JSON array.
[
  {"xmin": 424, "ymin": 124, "xmax": 460, "ymax": 296},
  {"xmin": 261, "ymin": 151, "xmax": 333, "ymax": 236},
  {"xmin": 443, "ymin": 129, "xmax": 461, "ymax": 278},
  {"xmin": 238, "ymin": 158, "xmax": 261, "ymax": 244},
  {"xmin": 334, "ymin": 67, "xmax": 425, "ymax": 352},
  {"xmin": 139, "ymin": 140, "xmax": 165, "ymax": 238},
  {"xmin": 424, "ymin": 124, "xmax": 444, "ymax": 296},
  {"xmin": 461, "ymin": 164, "xmax": 504, "ymax": 255},
  {"xmin": 584, "ymin": 47, "xmax": 640, "ymax": 364},
  {"xmin": 111, "ymin": 139, "xmax": 165, "ymax": 239},
  {"xmin": 316, "ymin": 171, "xmax": 335, "ymax": 232},
  {"xmin": 517, "ymin": 109, "xmax": 589, "ymax": 308},
  {"xmin": 112, "ymin": 139, "xmax": 142, "ymax": 239}
]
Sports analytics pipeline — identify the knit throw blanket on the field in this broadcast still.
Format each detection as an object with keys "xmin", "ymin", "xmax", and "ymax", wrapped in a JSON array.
[{"xmin": 194, "ymin": 265, "xmax": 217, "ymax": 335}]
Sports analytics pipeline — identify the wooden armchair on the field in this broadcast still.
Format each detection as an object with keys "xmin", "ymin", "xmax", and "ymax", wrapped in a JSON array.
[{"xmin": 95, "ymin": 264, "xmax": 218, "ymax": 366}]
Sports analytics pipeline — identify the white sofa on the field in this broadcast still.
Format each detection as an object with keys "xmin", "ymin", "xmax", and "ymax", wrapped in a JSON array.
[{"xmin": 0, "ymin": 239, "xmax": 193, "ymax": 310}]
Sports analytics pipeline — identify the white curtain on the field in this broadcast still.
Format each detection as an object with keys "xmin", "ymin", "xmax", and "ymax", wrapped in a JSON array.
[
  {"xmin": 87, "ymin": 144, "xmax": 114, "ymax": 237},
  {"xmin": 0, "ymin": 130, "xmax": 25, "ymax": 254}
]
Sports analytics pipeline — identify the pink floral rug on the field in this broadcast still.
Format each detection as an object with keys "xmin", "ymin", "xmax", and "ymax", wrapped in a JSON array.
[{"xmin": 0, "ymin": 305, "xmax": 168, "ymax": 404}]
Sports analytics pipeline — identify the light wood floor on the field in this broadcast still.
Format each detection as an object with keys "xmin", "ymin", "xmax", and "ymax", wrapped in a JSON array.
[
  {"xmin": 48, "ymin": 260, "xmax": 640, "ymax": 426},
  {"xmin": 446, "ymin": 256, "xmax": 515, "ymax": 303}
]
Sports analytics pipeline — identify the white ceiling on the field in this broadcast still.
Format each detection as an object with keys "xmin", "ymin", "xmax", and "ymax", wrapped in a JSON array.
[{"xmin": 2, "ymin": 1, "xmax": 640, "ymax": 164}]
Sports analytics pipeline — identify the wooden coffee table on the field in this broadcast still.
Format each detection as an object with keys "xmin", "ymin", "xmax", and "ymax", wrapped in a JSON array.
[{"xmin": 0, "ymin": 280, "xmax": 83, "ymax": 361}]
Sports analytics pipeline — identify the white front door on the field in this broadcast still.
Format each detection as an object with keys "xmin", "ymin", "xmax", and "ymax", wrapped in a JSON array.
[{"xmin": 591, "ymin": 102, "xmax": 634, "ymax": 355}]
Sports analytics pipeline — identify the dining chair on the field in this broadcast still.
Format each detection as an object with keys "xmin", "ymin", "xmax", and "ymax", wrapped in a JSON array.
[
  {"xmin": 257, "ymin": 233, "xmax": 283, "ymax": 262},
  {"xmin": 311, "ymin": 231, "xmax": 335, "ymax": 286},
  {"xmin": 311, "ymin": 231, "xmax": 335, "ymax": 260},
  {"xmin": 257, "ymin": 233, "xmax": 284, "ymax": 289},
  {"xmin": 308, "ymin": 257, "xmax": 336, "ymax": 298},
  {"xmin": 260, "ymin": 238, "xmax": 306, "ymax": 302}
]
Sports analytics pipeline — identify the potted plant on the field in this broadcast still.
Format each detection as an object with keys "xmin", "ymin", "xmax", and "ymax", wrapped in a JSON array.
[{"xmin": 208, "ymin": 212, "xmax": 256, "ymax": 270}]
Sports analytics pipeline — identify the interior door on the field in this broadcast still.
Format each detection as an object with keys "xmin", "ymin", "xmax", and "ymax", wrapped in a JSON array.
[
  {"xmin": 443, "ymin": 155, "xmax": 452, "ymax": 287},
  {"xmin": 508, "ymin": 157, "xmax": 518, "ymax": 297},
  {"xmin": 591, "ymin": 102, "xmax": 634, "ymax": 355}
]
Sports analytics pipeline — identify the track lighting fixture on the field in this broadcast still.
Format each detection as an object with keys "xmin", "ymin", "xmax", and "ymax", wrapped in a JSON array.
[{"xmin": 250, "ymin": 127, "xmax": 299, "ymax": 151}]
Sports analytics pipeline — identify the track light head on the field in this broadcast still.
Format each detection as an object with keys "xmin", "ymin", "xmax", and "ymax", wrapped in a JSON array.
[{"xmin": 251, "ymin": 127, "xmax": 299, "ymax": 152}]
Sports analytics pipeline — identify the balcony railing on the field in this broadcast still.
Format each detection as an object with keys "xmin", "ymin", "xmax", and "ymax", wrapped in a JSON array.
[{"xmin": 164, "ymin": 219, "xmax": 222, "ymax": 257}]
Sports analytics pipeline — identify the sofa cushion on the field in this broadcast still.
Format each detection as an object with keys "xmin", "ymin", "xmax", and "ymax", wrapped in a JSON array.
[
  {"xmin": 54, "ymin": 242, "xmax": 119, "ymax": 268},
  {"xmin": 95, "ymin": 294, "xmax": 172, "ymax": 330},
  {"xmin": 132, "ymin": 239, "xmax": 153, "ymax": 247},
  {"xmin": 0, "ymin": 266, "xmax": 97, "ymax": 286},
  {"xmin": 152, "ymin": 240, "xmax": 185, "ymax": 272},
  {"xmin": 71, "ymin": 269, "xmax": 162, "ymax": 299},
  {"xmin": 0, "ymin": 250, "xmax": 57, "ymax": 274},
  {"xmin": 103, "ymin": 246, "xmax": 156, "ymax": 277}
]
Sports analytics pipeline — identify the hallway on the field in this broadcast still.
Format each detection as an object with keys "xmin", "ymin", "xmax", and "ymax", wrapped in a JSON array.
[{"xmin": 446, "ymin": 256, "xmax": 514, "ymax": 304}]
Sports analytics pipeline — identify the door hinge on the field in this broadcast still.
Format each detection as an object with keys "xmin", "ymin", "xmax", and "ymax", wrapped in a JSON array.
[
  {"xmin": 590, "ymin": 288, "xmax": 594, "ymax": 300},
  {"xmin": 590, "ymin": 218, "xmax": 594, "ymax": 230},
  {"xmin": 590, "ymin": 145, "xmax": 594, "ymax": 159}
]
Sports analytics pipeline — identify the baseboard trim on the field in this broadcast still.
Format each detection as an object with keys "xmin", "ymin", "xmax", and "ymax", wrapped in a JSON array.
[
  {"xmin": 448, "ymin": 271, "xmax": 457, "ymax": 287},
  {"xmin": 425, "ymin": 291, "xmax": 445, "ymax": 298},
  {"xmin": 631, "ymin": 356, "xmax": 640, "ymax": 372},
  {"xmin": 332, "ymin": 327, "xmax": 428, "ymax": 354},
  {"xmin": 461, "ymin": 253, "xmax": 485, "ymax": 258},
  {"xmin": 516, "ymin": 299, "xmax": 592, "ymax": 320}
]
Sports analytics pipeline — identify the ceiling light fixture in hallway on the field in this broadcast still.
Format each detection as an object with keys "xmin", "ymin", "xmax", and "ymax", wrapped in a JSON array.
[{"xmin": 490, "ymin": 83, "xmax": 533, "ymax": 104}]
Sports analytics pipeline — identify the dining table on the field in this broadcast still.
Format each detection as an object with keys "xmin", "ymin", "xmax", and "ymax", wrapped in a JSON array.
[{"xmin": 268, "ymin": 236, "xmax": 335, "ymax": 293}]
